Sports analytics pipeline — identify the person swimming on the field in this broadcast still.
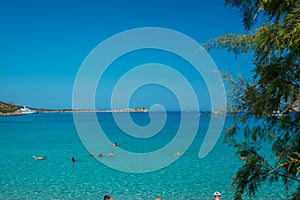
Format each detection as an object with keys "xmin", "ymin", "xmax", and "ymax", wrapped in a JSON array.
[
  {"xmin": 103, "ymin": 194, "xmax": 114, "ymax": 200},
  {"xmin": 98, "ymin": 153, "xmax": 104, "ymax": 158},
  {"xmin": 33, "ymin": 156, "xmax": 46, "ymax": 160},
  {"xmin": 72, "ymin": 156, "xmax": 76, "ymax": 162},
  {"xmin": 108, "ymin": 152, "xmax": 114, "ymax": 157},
  {"xmin": 213, "ymin": 192, "xmax": 221, "ymax": 200}
]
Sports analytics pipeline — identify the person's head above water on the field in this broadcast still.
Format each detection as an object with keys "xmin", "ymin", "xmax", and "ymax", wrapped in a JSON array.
[
  {"xmin": 103, "ymin": 194, "xmax": 112, "ymax": 200},
  {"xmin": 213, "ymin": 192, "xmax": 221, "ymax": 199}
]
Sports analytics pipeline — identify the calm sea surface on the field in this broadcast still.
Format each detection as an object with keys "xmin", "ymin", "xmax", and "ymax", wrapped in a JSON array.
[{"xmin": 0, "ymin": 112, "xmax": 290, "ymax": 199}]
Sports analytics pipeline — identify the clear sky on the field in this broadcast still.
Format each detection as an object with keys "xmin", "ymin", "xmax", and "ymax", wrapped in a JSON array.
[{"xmin": 0, "ymin": 0, "xmax": 253, "ymax": 110}]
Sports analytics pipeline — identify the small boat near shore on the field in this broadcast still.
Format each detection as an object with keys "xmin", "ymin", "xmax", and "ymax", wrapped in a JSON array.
[{"xmin": 17, "ymin": 106, "xmax": 38, "ymax": 115}]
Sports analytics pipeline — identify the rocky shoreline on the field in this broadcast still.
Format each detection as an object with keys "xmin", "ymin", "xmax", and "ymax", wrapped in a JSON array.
[
  {"xmin": 0, "ymin": 112, "xmax": 25, "ymax": 117},
  {"xmin": 0, "ymin": 107, "xmax": 148, "ymax": 117},
  {"xmin": 41, "ymin": 108, "xmax": 148, "ymax": 113}
]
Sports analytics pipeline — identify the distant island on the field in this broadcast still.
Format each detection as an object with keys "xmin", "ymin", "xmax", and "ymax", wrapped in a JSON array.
[{"xmin": 0, "ymin": 101, "xmax": 148, "ymax": 116}]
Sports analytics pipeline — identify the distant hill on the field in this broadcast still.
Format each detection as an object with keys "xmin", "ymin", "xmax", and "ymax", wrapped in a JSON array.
[{"xmin": 0, "ymin": 101, "xmax": 22, "ymax": 113}]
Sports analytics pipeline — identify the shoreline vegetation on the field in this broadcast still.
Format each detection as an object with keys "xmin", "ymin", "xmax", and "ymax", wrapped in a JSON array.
[{"xmin": 0, "ymin": 101, "xmax": 148, "ymax": 117}]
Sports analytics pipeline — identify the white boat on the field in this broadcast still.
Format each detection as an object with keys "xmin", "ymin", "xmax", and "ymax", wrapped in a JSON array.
[{"xmin": 17, "ymin": 106, "xmax": 38, "ymax": 115}]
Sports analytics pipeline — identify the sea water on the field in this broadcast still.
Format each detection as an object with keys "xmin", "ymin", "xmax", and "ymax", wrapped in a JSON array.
[{"xmin": 0, "ymin": 112, "xmax": 291, "ymax": 199}]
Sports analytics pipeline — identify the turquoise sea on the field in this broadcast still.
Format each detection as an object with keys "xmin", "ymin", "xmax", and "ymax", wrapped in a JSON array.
[{"xmin": 0, "ymin": 112, "xmax": 290, "ymax": 199}]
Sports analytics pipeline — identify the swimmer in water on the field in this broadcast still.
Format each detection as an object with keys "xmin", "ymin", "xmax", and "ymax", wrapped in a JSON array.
[
  {"xmin": 98, "ymin": 153, "xmax": 104, "ymax": 158},
  {"xmin": 103, "ymin": 194, "xmax": 114, "ymax": 200},
  {"xmin": 33, "ymin": 156, "xmax": 46, "ymax": 160},
  {"xmin": 108, "ymin": 152, "xmax": 114, "ymax": 157},
  {"xmin": 213, "ymin": 192, "xmax": 221, "ymax": 200}
]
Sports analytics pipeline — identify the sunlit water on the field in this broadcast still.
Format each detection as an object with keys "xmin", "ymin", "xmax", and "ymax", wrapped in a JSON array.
[{"xmin": 0, "ymin": 113, "xmax": 291, "ymax": 199}]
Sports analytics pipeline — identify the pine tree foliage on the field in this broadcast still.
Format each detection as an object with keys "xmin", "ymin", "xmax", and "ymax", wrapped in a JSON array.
[{"xmin": 207, "ymin": 0, "xmax": 300, "ymax": 199}]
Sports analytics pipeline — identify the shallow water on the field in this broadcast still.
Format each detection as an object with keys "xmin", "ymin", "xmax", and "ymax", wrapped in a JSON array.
[{"xmin": 0, "ymin": 112, "xmax": 292, "ymax": 199}]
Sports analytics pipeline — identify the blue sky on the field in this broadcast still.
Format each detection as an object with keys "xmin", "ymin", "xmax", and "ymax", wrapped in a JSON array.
[{"xmin": 0, "ymin": 0, "xmax": 253, "ymax": 110}]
